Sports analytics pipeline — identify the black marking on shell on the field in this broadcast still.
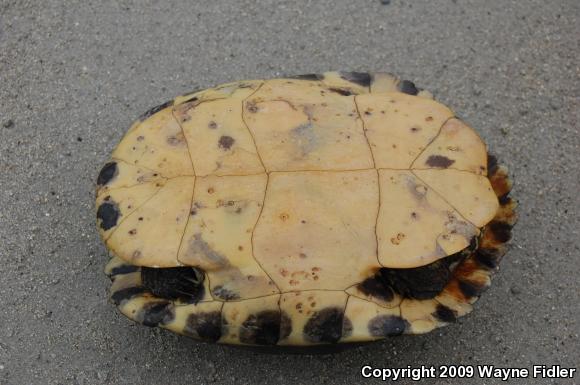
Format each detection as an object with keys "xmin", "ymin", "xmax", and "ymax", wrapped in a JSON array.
[
  {"xmin": 474, "ymin": 248, "xmax": 502, "ymax": 269},
  {"xmin": 425, "ymin": 155, "xmax": 455, "ymax": 168},
  {"xmin": 184, "ymin": 311, "xmax": 223, "ymax": 342},
  {"xmin": 110, "ymin": 286, "xmax": 146, "ymax": 305},
  {"xmin": 487, "ymin": 154, "xmax": 499, "ymax": 174},
  {"xmin": 303, "ymin": 307, "xmax": 345, "ymax": 344},
  {"xmin": 239, "ymin": 310, "xmax": 282, "ymax": 345},
  {"xmin": 289, "ymin": 73, "xmax": 323, "ymax": 81},
  {"xmin": 138, "ymin": 301, "xmax": 174, "ymax": 327},
  {"xmin": 397, "ymin": 80, "xmax": 419, "ymax": 95},
  {"xmin": 97, "ymin": 201, "xmax": 120, "ymax": 231},
  {"xmin": 368, "ymin": 315, "xmax": 408, "ymax": 337},
  {"xmin": 109, "ymin": 264, "xmax": 139, "ymax": 277},
  {"xmin": 339, "ymin": 71, "xmax": 371, "ymax": 87},
  {"xmin": 357, "ymin": 276, "xmax": 395, "ymax": 303},
  {"xmin": 218, "ymin": 135, "xmax": 235, "ymax": 150},
  {"xmin": 279, "ymin": 312, "xmax": 293, "ymax": 341},
  {"xmin": 342, "ymin": 316, "xmax": 353, "ymax": 339},
  {"xmin": 434, "ymin": 304, "xmax": 457, "ymax": 323},
  {"xmin": 378, "ymin": 252, "xmax": 464, "ymax": 300},
  {"xmin": 458, "ymin": 279, "xmax": 484, "ymax": 299},
  {"xmin": 138, "ymin": 100, "xmax": 174, "ymax": 121},
  {"xmin": 487, "ymin": 221, "xmax": 512, "ymax": 243},
  {"xmin": 97, "ymin": 162, "xmax": 118, "ymax": 186},
  {"xmin": 141, "ymin": 266, "xmax": 205, "ymax": 303},
  {"xmin": 498, "ymin": 194, "xmax": 512, "ymax": 206},
  {"xmin": 212, "ymin": 286, "xmax": 240, "ymax": 301},
  {"xmin": 328, "ymin": 87, "xmax": 354, "ymax": 96}
]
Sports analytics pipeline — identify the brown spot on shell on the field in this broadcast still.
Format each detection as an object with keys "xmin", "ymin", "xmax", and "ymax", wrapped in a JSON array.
[
  {"xmin": 218, "ymin": 135, "xmax": 235, "ymax": 150},
  {"xmin": 426, "ymin": 155, "xmax": 455, "ymax": 168}
]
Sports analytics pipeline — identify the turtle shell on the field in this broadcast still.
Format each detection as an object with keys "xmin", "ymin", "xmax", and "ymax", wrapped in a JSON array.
[{"xmin": 97, "ymin": 71, "xmax": 516, "ymax": 347}]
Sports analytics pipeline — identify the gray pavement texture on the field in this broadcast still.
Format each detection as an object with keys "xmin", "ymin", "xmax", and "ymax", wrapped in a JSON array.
[{"xmin": 0, "ymin": 0, "xmax": 578, "ymax": 384}]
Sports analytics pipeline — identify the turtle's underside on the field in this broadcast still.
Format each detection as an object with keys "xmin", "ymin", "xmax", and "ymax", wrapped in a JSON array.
[{"xmin": 97, "ymin": 71, "xmax": 516, "ymax": 348}]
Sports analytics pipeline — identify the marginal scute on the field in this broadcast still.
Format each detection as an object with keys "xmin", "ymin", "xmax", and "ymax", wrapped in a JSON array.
[
  {"xmin": 163, "ymin": 301, "xmax": 224, "ymax": 341},
  {"xmin": 341, "ymin": 296, "xmax": 403, "ymax": 342},
  {"xmin": 278, "ymin": 291, "xmax": 347, "ymax": 345},
  {"xmin": 377, "ymin": 170, "xmax": 478, "ymax": 268},
  {"xmin": 400, "ymin": 299, "xmax": 440, "ymax": 334},
  {"xmin": 303, "ymin": 307, "xmax": 346, "ymax": 344},
  {"xmin": 220, "ymin": 295, "xmax": 280, "ymax": 345},
  {"xmin": 413, "ymin": 118, "xmax": 488, "ymax": 175},
  {"xmin": 184, "ymin": 310, "xmax": 223, "ymax": 342},
  {"xmin": 137, "ymin": 301, "xmax": 175, "ymax": 327},
  {"xmin": 356, "ymin": 93, "xmax": 454, "ymax": 168},
  {"xmin": 239, "ymin": 310, "xmax": 284, "ymax": 345},
  {"xmin": 254, "ymin": 171, "xmax": 380, "ymax": 291}
]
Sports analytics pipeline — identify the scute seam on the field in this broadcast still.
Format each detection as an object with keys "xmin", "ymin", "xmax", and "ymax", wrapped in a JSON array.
[
  {"xmin": 102, "ymin": 183, "xmax": 165, "ymax": 241},
  {"xmin": 250, "ymin": 173, "xmax": 282, "ymax": 294},
  {"xmin": 410, "ymin": 170, "xmax": 479, "ymax": 229},
  {"xmin": 409, "ymin": 115, "xmax": 454, "ymax": 169},
  {"xmin": 240, "ymin": 81, "xmax": 268, "ymax": 173}
]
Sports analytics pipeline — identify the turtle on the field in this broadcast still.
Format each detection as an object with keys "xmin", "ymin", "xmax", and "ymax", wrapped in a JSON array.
[{"xmin": 96, "ymin": 71, "xmax": 517, "ymax": 351}]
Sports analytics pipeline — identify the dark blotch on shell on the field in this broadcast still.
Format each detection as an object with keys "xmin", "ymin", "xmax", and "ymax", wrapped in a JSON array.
[
  {"xmin": 339, "ymin": 71, "xmax": 371, "ymax": 87},
  {"xmin": 487, "ymin": 221, "xmax": 512, "ymax": 243},
  {"xmin": 474, "ymin": 248, "xmax": 502, "ymax": 269},
  {"xmin": 458, "ymin": 279, "xmax": 484, "ymax": 299},
  {"xmin": 212, "ymin": 286, "xmax": 240, "ymax": 301},
  {"xmin": 279, "ymin": 312, "xmax": 293, "ymax": 341},
  {"xmin": 109, "ymin": 264, "xmax": 139, "ymax": 277},
  {"xmin": 342, "ymin": 316, "xmax": 353, "ymax": 339},
  {"xmin": 303, "ymin": 307, "xmax": 345, "ymax": 344},
  {"xmin": 139, "ymin": 301, "xmax": 174, "ymax": 327},
  {"xmin": 328, "ymin": 87, "xmax": 354, "ymax": 96},
  {"xmin": 97, "ymin": 201, "xmax": 120, "ymax": 230},
  {"xmin": 184, "ymin": 311, "xmax": 223, "ymax": 342},
  {"xmin": 239, "ymin": 310, "xmax": 282, "ymax": 345},
  {"xmin": 97, "ymin": 162, "xmax": 118, "ymax": 186},
  {"xmin": 110, "ymin": 286, "xmax": 147, "ymax": 305},
  {"xmin": 397, "ymin": 80, "xmax": 419, "ymax": 95},
  {"xmin": 368, "ymin": 315, "xmax": 408, "ymax": 337},
  {"xmin": 487, "ymin": 154, "xmax": 499, "ymax": 174},
  {"xmin": 218, "ymin": 135, "xmax": 235, "ymax": 150},
  {"xmin": 378, "ymin": 252, "xmax": 465, "ymax": 300},
  {"xmin": 434, "ymin": 304, "xmax": 457, "ymax": 323},
  {"xmin": 426, "ymin": 155, "xmax": 455, "ymax": 168},
  {"xmin": 289, "ymin": 73, "xmax": 323, "ymax": 81},
  {"xmin": 138, "ymin": 100, "xmax": 174, "ymax": 121},
  {"xmin": 357, "ymin": 276, "xmax": 395, "ymax": 302},
  {"xmin": 141, "ymin": 266, "xmax": 205, "ymax": 303}
]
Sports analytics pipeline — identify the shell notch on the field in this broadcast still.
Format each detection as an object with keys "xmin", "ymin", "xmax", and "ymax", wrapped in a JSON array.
[{"xmin": 98, "ymin": 71, "xmax": 516, "ymax": 348}]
